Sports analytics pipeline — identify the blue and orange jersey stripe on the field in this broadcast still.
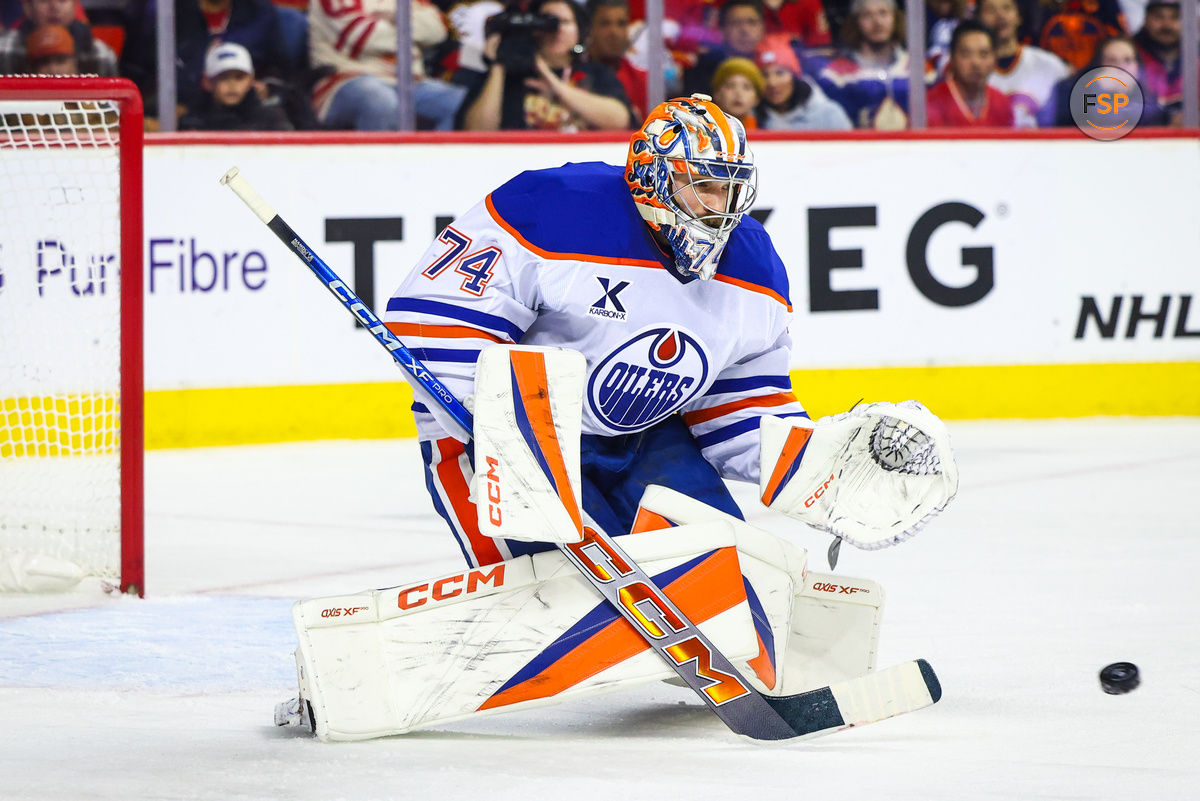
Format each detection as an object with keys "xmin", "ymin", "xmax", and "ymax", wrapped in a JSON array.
[
  {"xmin": 386, "ymin": 296, "xmax": 526, "ymax": 342},
  {"xmin": 485, "ymin": 192, "xmax": 791, "ymax": 311},
  {"xmin": 682, "ymin": 391, "xmax": 800, "ymax": 427},
  {"xmin": 712, "ymin": 273, "xmax": 792, "ymax": 311},
  {"xmin": 385, "ymin": 322, "xmax": 508, "ymax": 342}
]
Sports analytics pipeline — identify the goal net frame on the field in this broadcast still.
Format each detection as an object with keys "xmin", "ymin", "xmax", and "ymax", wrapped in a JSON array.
[{"xmin": 0, "ymin": 76, "xmax": 144, "ymax": 596}]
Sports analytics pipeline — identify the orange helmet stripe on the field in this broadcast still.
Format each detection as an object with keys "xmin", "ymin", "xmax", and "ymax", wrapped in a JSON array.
[{"xmin": 708, "ymin": 102, "xmax": 738, "ymax": 157}]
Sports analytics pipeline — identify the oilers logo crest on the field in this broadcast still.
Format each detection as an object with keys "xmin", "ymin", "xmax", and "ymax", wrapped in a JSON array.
[{"xmin": 587, "ymin": 326, "xmax": 709, "ymax": 432}]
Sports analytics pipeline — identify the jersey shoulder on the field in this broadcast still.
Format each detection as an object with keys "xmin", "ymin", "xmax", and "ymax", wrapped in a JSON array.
[
  {"xmin": 719, "ymin": 215, "xmax": 792, "ymax": 310},
  {"xmin": 488, "ymin": 161, "xmax": 790, "ymax": 308},
  {"xmin": 486, "ymin": 162, "xmax": 659, "ymax": 263}
]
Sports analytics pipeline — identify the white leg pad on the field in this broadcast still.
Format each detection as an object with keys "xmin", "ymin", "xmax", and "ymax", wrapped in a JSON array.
[
  {"xmin": 633, "ymin": 485, "xmax": 885, "ymax": 697},
  {"xmin": 292, "ymin": 520, "xmax": 758, "ymax": 741},
  {"xmin": 783, "ymin": 571, "xmax": 883, "ymax": 695}
]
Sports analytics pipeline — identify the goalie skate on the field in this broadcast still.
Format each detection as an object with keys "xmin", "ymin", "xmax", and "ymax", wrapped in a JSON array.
[
  {"xmin": 274, "ymin": 648, "xmax": 317, "ymax": 733},
  {"xmin": 274, "ymin": 696, "xmax": 316, "ymax": 734}
]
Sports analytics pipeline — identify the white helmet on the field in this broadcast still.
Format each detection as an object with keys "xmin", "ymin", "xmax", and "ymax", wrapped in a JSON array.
[{"xmin": 625, "ymin": 94, "xmax": 757, "ymax": 280}]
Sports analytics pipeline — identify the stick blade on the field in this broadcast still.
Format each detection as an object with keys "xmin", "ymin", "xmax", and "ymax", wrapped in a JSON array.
[{"xmin": 763, "ymin": 659, "xmax": 941, "ymax": 740}]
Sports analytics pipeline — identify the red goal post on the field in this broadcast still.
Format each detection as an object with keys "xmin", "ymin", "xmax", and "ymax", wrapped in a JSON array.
[{"xmin": 0, "ymin": 77, "xmax": 144, "ymax": 596}]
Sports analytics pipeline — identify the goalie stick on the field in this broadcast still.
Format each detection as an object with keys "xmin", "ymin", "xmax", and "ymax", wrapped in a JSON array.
[{"xmin": 219, "ymin": 167, "xmax": 942, "ymax": 741}]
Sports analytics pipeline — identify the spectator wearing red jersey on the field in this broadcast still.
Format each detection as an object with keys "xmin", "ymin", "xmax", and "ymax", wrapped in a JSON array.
[
  {"xmin": 927, "ymin": 19, "xmax": 1015, "ymax": 127},
  {"xmin": 762, "ymin": 0, "xmax": 832, "ymax": 48},
  {"xmin": 586, "ymin": 0, "xmax": 648, "ymax": 117},
  {"xmin": 625, "ymin": 0, "xmax": 724, "ymax": 56}
]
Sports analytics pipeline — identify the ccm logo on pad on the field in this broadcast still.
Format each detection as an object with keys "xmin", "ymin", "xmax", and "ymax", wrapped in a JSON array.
[
  {"xmin": 484, "ymin": 456, "xmax": 502, "ymax": 527},
  {"xmin": 566, "ymin": 528, "xmax": 751, "ymax": 706},
  {"xmin": 804, "ymin": 474, "xmax": 835, "ymax": 508},
  {"xmin": 396, "ymin": 565, "xmax": 506, "ymax": 610}
]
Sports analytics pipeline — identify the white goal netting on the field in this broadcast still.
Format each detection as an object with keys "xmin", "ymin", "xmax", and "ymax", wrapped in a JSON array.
[{"xmin": 0, "ymin": 90, "xmax": 136, "ymax": 593}]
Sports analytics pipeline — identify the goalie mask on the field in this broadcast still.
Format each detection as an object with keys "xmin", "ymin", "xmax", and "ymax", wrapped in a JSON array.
[{"xmin": 626, "ymin": 94, "xmax": 758, "ymax": 280}]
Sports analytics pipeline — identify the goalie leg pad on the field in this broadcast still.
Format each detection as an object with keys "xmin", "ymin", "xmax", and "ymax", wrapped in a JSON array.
[
  {"xmin": 633, "ymin": 485, "xmax": 884, "ymax": 696},
  {"xmin": 785, "ymin": 570, "xmax": 882, "ymax": 695},
  {"xmin": 292, "ymin": 520, "xmax": 758, "ymax": 741}
]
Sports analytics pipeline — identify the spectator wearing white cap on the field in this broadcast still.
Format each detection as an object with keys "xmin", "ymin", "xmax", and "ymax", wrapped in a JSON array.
[
  {"xmin": 120, "ymin": 0, "xmax": 301, "ymax": 126},
  {"xmin": 179, "ymin": 42, "xmax": 293, "ymax": 131},
  {"xmin": 755, "ymin": 33, "xmax": 851, "ymax": 129}
]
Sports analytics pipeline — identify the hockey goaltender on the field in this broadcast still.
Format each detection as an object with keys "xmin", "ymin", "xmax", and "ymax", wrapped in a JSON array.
[{"xmin": 229, "ymin": 95, "xmax": 959, "ymax": 743}]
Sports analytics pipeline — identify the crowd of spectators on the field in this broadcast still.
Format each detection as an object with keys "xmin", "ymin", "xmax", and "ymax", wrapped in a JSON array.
[{"xmin": 0, "ymin": 0, "xmax": 1195, "ymax": 130}]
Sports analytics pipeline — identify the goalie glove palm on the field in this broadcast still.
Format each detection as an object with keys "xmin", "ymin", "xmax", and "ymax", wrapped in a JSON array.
[{"xmin": 759, "ymin": 401, "xmax": 959, "ymax": 549}]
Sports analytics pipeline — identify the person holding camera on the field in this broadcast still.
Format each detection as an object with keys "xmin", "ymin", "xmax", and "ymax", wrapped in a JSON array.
[{"xmin": 460, "ymin": 0, "xmax": 634, "ymax": 131}]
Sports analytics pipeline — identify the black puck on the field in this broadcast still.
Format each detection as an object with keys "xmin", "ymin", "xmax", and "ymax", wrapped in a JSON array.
[{"xmin": 1099, "ymin": 662, "xmax": 1140, "ymax": 694}]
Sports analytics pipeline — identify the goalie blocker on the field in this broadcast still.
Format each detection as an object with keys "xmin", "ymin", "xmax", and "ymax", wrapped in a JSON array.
[{"xmin": 281, "ymin": 487, "xmax": 885, "ymax": 741}]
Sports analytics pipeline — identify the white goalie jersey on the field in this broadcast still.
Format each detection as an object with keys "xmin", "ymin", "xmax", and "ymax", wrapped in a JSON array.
[
  {"xmin": 384, "ymin": 161, "xmax": 808, "ymax": 483},
  {"xmin": 989, "ymin": 45, "xmax": 1069, "ymax": 128}
]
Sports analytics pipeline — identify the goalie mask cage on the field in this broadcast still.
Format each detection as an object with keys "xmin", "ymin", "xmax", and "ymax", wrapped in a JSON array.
[{"xmin": 0, "ymin": 77, "xmax": 144, "ymax": 596}]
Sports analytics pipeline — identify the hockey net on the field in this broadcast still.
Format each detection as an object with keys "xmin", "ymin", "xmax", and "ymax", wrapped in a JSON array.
[{"xmin": 0, "ymin": 77, "xmax": 144, "ymax": 595}]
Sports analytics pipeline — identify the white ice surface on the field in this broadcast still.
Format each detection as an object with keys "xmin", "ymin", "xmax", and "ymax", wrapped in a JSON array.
[{"xmin": 2, "ymin": 419, "xmax": 1199, "ymax": 801}]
